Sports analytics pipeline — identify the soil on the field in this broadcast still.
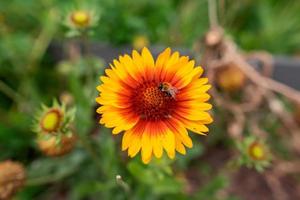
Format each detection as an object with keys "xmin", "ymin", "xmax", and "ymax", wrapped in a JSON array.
[{"xmin": 185, "ymin": 145, "xmax": 300, "ymax": 200}]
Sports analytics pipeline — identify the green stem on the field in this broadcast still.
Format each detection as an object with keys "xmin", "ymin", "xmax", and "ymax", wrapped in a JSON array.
[
  {"xmin": 0, "ymin": 80, "xmax": 21, "ymax": 102},
  {"xmin": 26, "ymin": 168, "xmax": 76, "ymax": 186},
  {"xmin": 26, "ymin": 135, "xmax": 102, "ymax": 186},
  {"xmin": 81, "ymin": 31, "xmax": 91, "ymax": 56},
  {"xmin": 81, "ymin": 32, "xmax": 96, "ymax": 97},
  {"xmin": 208, "ymin": 0, "xmax": 219, "ymax": 28},
  {"xmin": 27, "ymin": 8, "xmax": 58, "ymax": 73},
  {"xmin": 116, "ymin": 175, "xmax": 131, "ymax": 194},
  {"xmin": 75, "ymin": 132, "xmax": 103, "ymax": 170}
]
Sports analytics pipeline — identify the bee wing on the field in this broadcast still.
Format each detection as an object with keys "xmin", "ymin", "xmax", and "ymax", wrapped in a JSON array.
[{"xmin": 169, "ymin": 89, "xmax": 178, "ymax": 98}]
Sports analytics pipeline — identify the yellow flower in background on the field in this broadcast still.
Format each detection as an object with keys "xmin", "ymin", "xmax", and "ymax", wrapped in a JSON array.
[
  {"xmin": 34, "ymin": 102, "xmax": 65, "ymax": 135},
  {"xmin": 64, "ymin": 8, "xmax": 99, "ymax": 37},
  {"xmin": 66, "ymin": 9, "xmax": 98, "ymax": 29},
  {"xmin": 70, "ymin": 10, "xmax": 90, "ymax": 28},
  {"xmin": 33, "ymin": 100, "xmax": 76, "ymax": 156},
  {"xmin": 133, "ymin": 35, "xmax": 149, "ymax": 50},
  {"xmin": 216, "ymin": 64, "xmax": 246, "ymax": 92},
  {"xmin": 248, "ymin": 141, "xmax": 266, "ymax": 161},
  {"xmin": 40, "ymin": 108, "xmax": 62, "ymax": 133},
  {"xmin": 237, "ymin": 136, "xmax": 271, "ymax": 172},
  {"xmin": 96, "ymin": 47, "xmax": 213, "ymax": 164},
  {"xmin": 33, "ymin": 100, "xmax": 75, "ymax": 135}
]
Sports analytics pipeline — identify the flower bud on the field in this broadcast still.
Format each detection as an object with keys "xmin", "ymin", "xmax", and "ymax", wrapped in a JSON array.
[
  {"xmin": 0, "ymin": 161, "xmax": 26, "ymax": 200},
  {"xmin": 132, "ymin": 35, "xmax": 149, "ymax": 50},
  {"xmin": 70, "ymin": 11, "xmax": 90, "ymax": 28},
  {"xmin": 216, "ymin": 64, "xmax": 246, "ymax": 92},
  {"xmin": 63, "ymin": 8, "xmax": 99, "ymax": 37},
  {"xmin": 37, "ymin": 134, "xmax": 76, "ymax": 157}
]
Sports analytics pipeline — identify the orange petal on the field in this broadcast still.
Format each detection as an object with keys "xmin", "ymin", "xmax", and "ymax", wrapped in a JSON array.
[
  {"xmin": 151, "ymin": 134, "xmax": 163, "ymax": 158},
  {"xmin": 174, "ymin": 113, "xmax": 210, "ymax": 135},
  {"xmin": 119, "ymin": 54, "xmax": 142, "ymax": 82},
  {"xmin": 165, "ymin": 118, "xmax": 193, "ymax": 148},
  {"xmin": 175, "ymin": 108, "xmax": 212, "ymax": 121},
  {"xmin": 126, "ymin": 121, "xmax": 146, "ymax": 157},
  {"xmin": 141, "ymin": 129, "xmax": 153, "ymax": 164},
  {"xmin": 175, "ymin": 139, "xmax": 186, "ymax": 155}
]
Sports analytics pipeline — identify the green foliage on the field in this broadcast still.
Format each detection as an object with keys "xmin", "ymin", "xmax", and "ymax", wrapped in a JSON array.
[
  {"xmin": 127, "ymin": 160, "xmax": 183, "ymax": 195},
  {"xmin": 194, "ymin": 175, "xmax": 228, "ymax": 200},
  {"xmin": 224, "ymin": 0, "xmax": 300, "ymax": 53}
]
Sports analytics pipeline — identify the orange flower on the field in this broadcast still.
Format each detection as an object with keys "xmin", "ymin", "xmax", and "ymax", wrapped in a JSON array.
[{"xmin": 96, "ymin": 47, "xmax": 213, "ymax": 163}]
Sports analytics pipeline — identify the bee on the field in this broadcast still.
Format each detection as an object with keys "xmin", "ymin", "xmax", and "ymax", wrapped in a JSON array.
[{"xmin": 158, "ymin": 82, "xmax": 178, "ymax": 99}]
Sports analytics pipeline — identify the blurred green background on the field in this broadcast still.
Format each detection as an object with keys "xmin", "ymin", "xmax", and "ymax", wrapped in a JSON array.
[{"xmin": 1, "ymin": 0, "xmax": 300, "ymax": 199}]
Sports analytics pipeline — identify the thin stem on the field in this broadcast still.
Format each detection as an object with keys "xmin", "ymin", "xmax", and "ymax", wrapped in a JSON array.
[
  {"xmin": 116, "ymin": 175, "xmax": 132, "ymax": 199},
  {"xmin": 116, "ymin": 175, "xmax": 131, "ymax": 194},
  {"xmin": 0, "ymin": 80, "xmax": 21, "ymax": 102},
  {"xmin": 208, "ymin": 0, "xmax": 219, "ymax": 28},
  {"xmin": 26, "ymin": 168, "xmax": 76, "ymax": 186},
  {"xmin": 27, "ymin": 9, "xmax": 58, "ymax": 73},
  {"xmin": 81, "ymin": 31, "xmax": 91, "ymax": 56},
  {"xmin": 81, "ymin": 32, "xmax": 96, "ymax": 97},
  {"xmin": 75, "ymin": 132, "xmax": 103, "ymax": 170},
  {"xmin": 219, "ymin": 0, "xmax": 225, "ymax": 25}
]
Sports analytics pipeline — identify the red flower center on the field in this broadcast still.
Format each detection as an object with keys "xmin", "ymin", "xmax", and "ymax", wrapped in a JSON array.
[{"xmin": 131, "ymin": 81, "xmax": 177, "ymax": 121}]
